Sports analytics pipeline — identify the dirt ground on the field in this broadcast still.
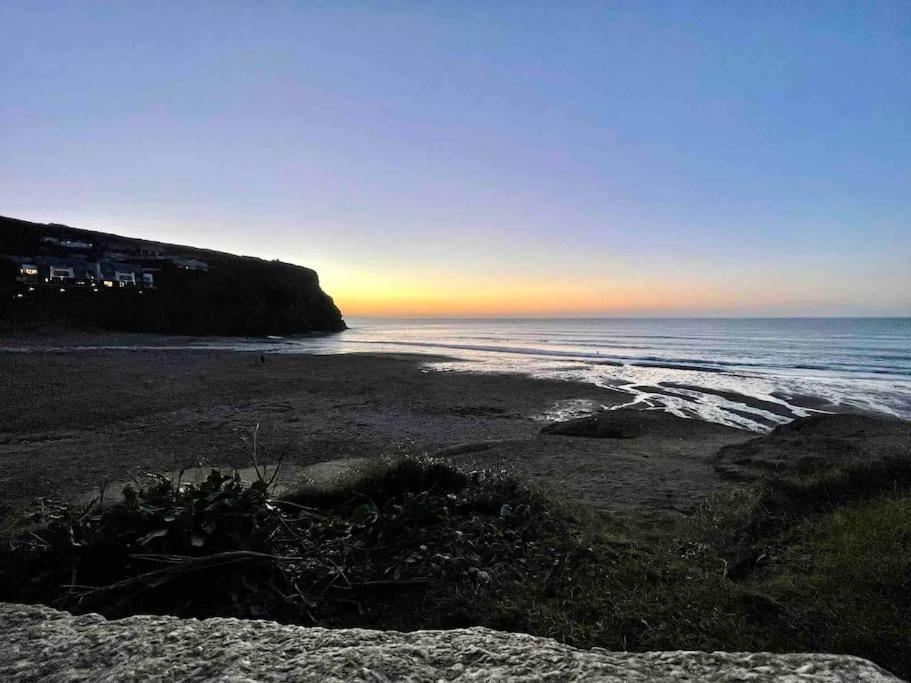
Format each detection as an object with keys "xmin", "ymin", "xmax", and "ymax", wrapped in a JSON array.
[{"xmin": 0, "ymin": 346, "xmax": 755, "ymax": 535}]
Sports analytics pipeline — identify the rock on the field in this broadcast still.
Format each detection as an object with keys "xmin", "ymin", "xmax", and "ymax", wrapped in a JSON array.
[
  {"xmin": 714, "ymin": 414, "xmax": 911, "ymax": 481},
  {"xmin": 0, "ymin": 602, "xmax": 899, "ymax": 681},
  {"xmin": 541, "ymin": 411, "xmax": 641, "ymax": 438},
  {"xmin": 541, "ymin": 408, "xmax": 747, "ymax": 440}
]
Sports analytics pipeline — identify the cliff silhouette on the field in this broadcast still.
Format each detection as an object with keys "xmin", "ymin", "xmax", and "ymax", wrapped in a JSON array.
[{"xmin": 0, "ymin": 215, "xmax": 346, "ymax": 335}]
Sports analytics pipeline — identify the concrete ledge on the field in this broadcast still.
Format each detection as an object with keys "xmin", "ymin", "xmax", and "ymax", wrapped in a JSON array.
[{"xmin": 0, "ymin": 603, "xmax": 899, "ymax": 682}]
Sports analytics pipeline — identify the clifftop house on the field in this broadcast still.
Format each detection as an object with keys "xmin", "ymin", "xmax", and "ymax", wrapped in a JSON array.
[{"xmin": 4, "ymin": 222, "xmax": 209, "ymax": 295}]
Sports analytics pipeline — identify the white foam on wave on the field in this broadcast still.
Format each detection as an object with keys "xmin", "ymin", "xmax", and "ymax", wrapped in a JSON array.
[{"xmin": 421, "ymin": 347, "xmax": 910, "ymax": 433}]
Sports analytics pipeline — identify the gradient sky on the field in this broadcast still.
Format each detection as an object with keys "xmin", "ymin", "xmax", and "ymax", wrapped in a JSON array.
[{"xmin": 2, "ymin": 2, "xmax": 909, "ymax": 316}]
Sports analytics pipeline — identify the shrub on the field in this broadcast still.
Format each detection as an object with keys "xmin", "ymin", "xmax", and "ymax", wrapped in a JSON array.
[{"xmin": 0, "ymin": 460, "xmax": 561, "ymax": 627}]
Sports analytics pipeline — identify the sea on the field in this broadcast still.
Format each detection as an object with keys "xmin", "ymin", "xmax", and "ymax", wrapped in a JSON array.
[
  {"xmin": 9, "ymin": 317, "xmax": 911, "ymax": 433},
  {"xmin": 258, "ymin": 317, "xmax": 911, "ymax": 432}
]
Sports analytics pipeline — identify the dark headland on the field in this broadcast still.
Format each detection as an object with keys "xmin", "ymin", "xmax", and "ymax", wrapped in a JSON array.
[{"xmin": 0, "ymin": 215, "xmax": 346, "ymax": 336}]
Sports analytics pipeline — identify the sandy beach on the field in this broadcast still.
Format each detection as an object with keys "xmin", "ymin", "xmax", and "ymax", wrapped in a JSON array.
[{"xmin": 0, "ymin": 341, "xmax": 758, "ymax": 536}]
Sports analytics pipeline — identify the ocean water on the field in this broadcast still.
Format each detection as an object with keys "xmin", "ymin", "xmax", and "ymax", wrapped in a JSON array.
[{"xmin": 276, "ymin": 317, "xmax": 911, "ymax": 432}]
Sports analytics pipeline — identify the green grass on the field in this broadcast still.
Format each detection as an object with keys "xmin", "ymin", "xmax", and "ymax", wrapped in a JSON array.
[
  {"xmin": 474, "ymin": 462, "xmax": 911, "ymax": 677},
  {"xmin": 754, "ymin": 495, "xmax": 911, "ymax": 675}
]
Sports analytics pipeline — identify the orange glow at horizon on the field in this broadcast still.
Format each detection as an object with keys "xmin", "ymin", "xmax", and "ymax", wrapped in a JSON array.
[{"xmin": 324, "ymin": 270, "xmax": 738, "ymax": 318}]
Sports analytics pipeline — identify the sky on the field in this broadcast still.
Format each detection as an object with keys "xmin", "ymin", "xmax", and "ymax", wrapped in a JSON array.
[{"xmin": 1, "ymin": 2, "xmax": 909, "ymax": 317}]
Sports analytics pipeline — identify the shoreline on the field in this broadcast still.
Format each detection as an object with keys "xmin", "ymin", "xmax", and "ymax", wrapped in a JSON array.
[{"xmin": 2, "ymin": 328, "xmax": 887, "ymax": 430}]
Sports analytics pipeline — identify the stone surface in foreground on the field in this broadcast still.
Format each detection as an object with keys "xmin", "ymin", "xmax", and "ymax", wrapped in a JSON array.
[{"xmin": 0, "ymin": 603, "xmax": 899, "ymax": 682}]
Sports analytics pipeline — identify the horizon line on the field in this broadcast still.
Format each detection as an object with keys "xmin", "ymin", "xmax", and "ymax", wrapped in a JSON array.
[{"xmin": 342, "ymin": 315, "xmax": 911, "ymax": 320}]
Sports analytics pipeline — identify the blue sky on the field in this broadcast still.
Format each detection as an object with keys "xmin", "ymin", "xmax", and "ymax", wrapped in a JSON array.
[{"xmin": 1, "ymin": 2, "xmax": 909, "ymax": 315}]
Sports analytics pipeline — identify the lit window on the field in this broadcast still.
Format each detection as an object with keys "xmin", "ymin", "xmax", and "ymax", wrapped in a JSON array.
[{"xmin": 50, "ymin": 267, "xmax": 74, "ymax": 280}]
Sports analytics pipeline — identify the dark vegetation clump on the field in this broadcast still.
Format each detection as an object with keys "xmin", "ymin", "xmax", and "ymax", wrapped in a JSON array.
[
  {"xmin": 0, "ymin": 460, "xmax": 568, "ymax": 629},
  {"xmin": 2, "ymin": 453, "xmax": 909, "ymax": 678}
]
